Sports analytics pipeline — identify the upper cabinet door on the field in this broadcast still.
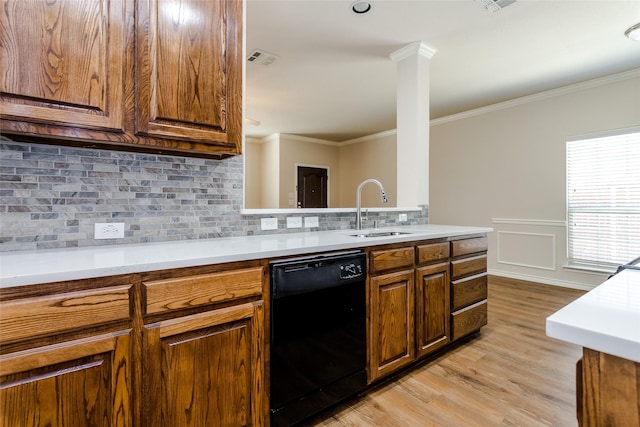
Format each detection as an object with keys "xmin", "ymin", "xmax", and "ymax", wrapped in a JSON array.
[
  {"xmin": 136, "ymin": 0, "xmax": 242, "ymax": 153},
  {"xmin": 0, "ymin": 0, "xmax": 126, "ymax": 131}
]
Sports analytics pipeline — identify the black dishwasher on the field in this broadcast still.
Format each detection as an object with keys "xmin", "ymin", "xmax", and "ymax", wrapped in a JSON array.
[{"xmin": 270, "ymin": 251, "xmax": 367, "ymax": 427}]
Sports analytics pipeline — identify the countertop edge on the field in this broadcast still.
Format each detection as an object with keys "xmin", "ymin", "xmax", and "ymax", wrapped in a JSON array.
[
  {"xmin": 545, "ymin": 269, "xmax": 640, "ymax": 364},
  {"xmin": 0, "ymin": 225, "xmax": 492, "ymax": 289}
]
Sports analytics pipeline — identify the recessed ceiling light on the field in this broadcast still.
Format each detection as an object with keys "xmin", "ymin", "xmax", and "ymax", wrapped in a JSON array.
[
  {"xmin": 351, "ymin": 1, "xmax": 372, "ymax": 14},
  {"xmin": 625, "ymin": 23, "xmax": 640, "ymax": 41}
]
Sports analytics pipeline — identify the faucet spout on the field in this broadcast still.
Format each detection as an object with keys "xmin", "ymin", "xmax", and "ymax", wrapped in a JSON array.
[{"xmin": 356, "ymin": 178, "xmax": 388, "ymax": 230}]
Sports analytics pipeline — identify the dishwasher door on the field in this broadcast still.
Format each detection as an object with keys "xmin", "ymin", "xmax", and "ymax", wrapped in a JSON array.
[{"xmin": 270, "ymin": 251, "xmax": 367, "ymax": 427}]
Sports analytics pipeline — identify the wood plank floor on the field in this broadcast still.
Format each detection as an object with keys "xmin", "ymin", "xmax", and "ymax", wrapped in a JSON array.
[{"xmin": 304, "ymin": 276, "xmax": 586, "ymax": 427}]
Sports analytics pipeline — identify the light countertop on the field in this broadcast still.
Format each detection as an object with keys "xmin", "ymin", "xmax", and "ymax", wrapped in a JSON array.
[
  {"xmin": 0, "ymin": 224, "xmax": 491, "ymax": 288},
  {"xmin": 546, "ymin": 268, "xmax": 640, "ymax": 363}
]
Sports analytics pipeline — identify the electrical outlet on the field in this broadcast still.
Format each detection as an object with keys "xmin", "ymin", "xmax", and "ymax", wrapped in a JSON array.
[
  {"xmin": 94, "ymin": 222, "xmax": 125, "ymax": 239},
  {"xmin": 304, "ymin": 216, "xmax": 319, "ymax": 228},
  {"xmin": 261, "ymin": 217, "xmax": 278, "ymax": 230},
  {"xmin": 287, "ymin": 216, "xmax": 303, "ymax": 228},
  {"xmin": 399, "ymin": 213, "xmax": 408, "ymax": 222}
]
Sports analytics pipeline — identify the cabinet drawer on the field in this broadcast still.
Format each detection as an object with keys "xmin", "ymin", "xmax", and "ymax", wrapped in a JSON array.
[
  {"xmin": 144, "ymin": 267, "xmax": 263, "ymax": 315},
  {"xmin": 451, "ymin": 236, "xmax": 488, "ymax": 257},
  {"xmin": 451, "ymin": 273, "xmax": 488, "ymax": 311},
  {"xmin": 416, "ymin": 242, "xmax": 449, "ymax": 265},
  {"xmin": 451, "ymin": 300, "xmax": 487, "ymax": 341},
  {"xmin": 369, "ymin": 247, "xmax": 415, "ymax": 274},
  {"xmin": 0, "ymin": 285, "xmax": 132, "ymax": 344},
  {"xmin": 451, "ymin": 254, "xmax": 487, "ymax": 279}
]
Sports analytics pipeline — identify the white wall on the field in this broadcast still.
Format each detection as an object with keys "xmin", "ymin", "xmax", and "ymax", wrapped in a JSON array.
[
  {"xmin": 339, "ymin": 132, "xmax": 397, "ymax": 208},
  {"xmin": 279, "ymin": 134, "xmax": 340, "ymax": 208},
  {"xmin": 261, "ymin": 134, "xmax": 280, "ymax": 209},
  {"xmin": 429, "ymin": 70, "xmax": 640, "ymax": 290},
  {"xmin": 244, "ymin": 139, "xmax": 263, "ymax": 208},
  {"xmin": 245, "ymin": 133, "xmax": 396, "ymax": 209}
]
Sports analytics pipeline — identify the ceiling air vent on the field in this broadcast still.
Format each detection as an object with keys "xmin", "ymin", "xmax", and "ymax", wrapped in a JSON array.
[
  {"xmin": 475, "ymin": 0, "xmax": 517, "ymax": 13},
  {"xmin": 247, "ymin": 49, "xmax": 279, "ymax": 66}
]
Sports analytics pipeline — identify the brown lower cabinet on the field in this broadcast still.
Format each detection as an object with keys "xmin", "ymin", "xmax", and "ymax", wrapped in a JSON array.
[
  {"xmin": 0, "ymin": 278, "xmax": 135, "ymax": 427},
  {"xmin": 0, "ymin": 330, "xmax": 132, "ymax": 427},
  {"xmin": 416, "ymin": 262, "xmax": 451, "ymax": 358},
  {"xmin": 369, "ymin": 268, "xmax": 416, "ymax": 381},
  {"xmin": 368, "ymin": 235, "xmax": 487, "ymax": 383},
  {"xmin": 142, "ymin": 301, "xmax": 264, "ymax": 426},
  {"xmin": 577, "ymin": 348, "xmax": 640, "ymax": 426},
  {"xmin": 0, "ymin": 261, "xmax": 266, "ymax": 427}
]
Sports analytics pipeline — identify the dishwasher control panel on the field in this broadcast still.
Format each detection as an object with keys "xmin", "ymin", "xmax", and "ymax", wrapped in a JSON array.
[{"xmin": 340, "ymin": 262, "xmax": 364, "ymax": 279}]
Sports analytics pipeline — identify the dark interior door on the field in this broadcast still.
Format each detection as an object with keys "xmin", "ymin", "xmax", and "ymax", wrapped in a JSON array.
[{"xmin": 297, "ymin": 167, "xmax": 328, "ymax": 208}]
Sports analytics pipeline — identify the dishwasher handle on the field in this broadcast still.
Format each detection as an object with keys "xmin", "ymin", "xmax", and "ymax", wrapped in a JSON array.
[{"xmin": 271, "ymin": 253, "xmax": 366, "ymax": 299}]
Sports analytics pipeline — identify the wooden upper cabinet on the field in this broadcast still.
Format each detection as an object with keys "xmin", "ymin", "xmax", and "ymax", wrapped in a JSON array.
[
  {"xmin": 0, "ymin": 0, "xmax": 126, "ymax": 131},
  {"xmin": 136, "ymin": 0, "xmax": 242, "ymax": 152},
  {"xmin": 1, "ymin": 0, "xmax": 243, "ymax": 158}
]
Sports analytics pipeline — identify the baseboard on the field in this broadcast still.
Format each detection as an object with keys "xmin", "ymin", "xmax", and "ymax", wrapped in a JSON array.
[{"xmin": 488, "ymin": 269, "xmax": 597, "ymax": 291}]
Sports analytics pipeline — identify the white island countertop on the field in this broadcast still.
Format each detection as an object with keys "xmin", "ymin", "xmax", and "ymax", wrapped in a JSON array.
[
  {"xmin": 546, "ymin": 268, "xmax": 640, "ymax": 363},
  {"xmin": 0, "ymin": 224, "xmax": 491, "ymax": 289}
]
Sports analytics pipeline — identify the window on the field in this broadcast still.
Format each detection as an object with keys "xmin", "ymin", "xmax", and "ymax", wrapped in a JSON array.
[{"xmin": 567, "ymin": 128, "xmax": 640, "ymax": 270}]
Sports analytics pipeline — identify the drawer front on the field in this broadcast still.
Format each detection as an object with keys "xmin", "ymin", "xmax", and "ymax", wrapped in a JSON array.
[
  {"xmin": 451, "ymin": 254, "xmax": 487, "ymax": 280},
  {"xmin": 416, "ymin": 242, "xmax": 450, "ymax": 265},
  {"xmin": 0, "ymin": 285, "xmax": 132, "ymax": 344},
  {"xmin": 451, "ymin": 300, "xmax": 487, "ymax": 341},
  {"xmin": 451, "ymin": 273, "xmax": 488, "ymax": 311},
  {"xmin": 370, "ymin": 247, "xmax": 415, "ymax": 274},
  {"xmin": 144, "ymin": 267, "xmax": 264, "ymax": 315},
  {"xmin": 451, "ymin": 236, "xmax": 488, "ymax": 257}
]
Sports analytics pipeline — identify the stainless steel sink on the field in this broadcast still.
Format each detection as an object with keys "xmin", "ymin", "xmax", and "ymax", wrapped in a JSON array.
[{"xmin": 350, "ymin": 231, "xmax": 413, "ymax": 238}]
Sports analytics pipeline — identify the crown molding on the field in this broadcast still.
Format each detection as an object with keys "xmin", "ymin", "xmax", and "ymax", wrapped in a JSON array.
[
  {"xmin": 431, "ymin": 68, "xmax": 640, "ymax": 126},
  {"xmin": 341, "ymin": 129, "xmax": 397, "ymax": 145},
  {"xmin": 390, "ymin": 41, "xmax": 437, "ymax": 62}
]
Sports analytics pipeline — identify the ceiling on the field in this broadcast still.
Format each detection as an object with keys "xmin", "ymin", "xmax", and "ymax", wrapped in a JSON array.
[{"xmin": 245, "ymin": 0, "xmax": 640, "ymax": 142}]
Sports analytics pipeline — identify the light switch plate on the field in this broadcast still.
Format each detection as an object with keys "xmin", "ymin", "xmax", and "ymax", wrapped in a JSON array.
[
  {"xmin": 304, "ymin": 216, "xmax": 319, "ymax": 228},
  {"xmin": 261, "ymin": 217, "xmax": 278, "ymax": 230},
  {"xmin": 287, "ymin": 216, "xmax": 303, "ymax": 228},
  {"xmin": 399, "ymin": 213, "xmax": 408, "ymax": 222}
]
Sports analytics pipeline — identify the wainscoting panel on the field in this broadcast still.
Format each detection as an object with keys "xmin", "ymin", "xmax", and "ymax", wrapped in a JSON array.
[{"xmin": 497, "ymin": 231, "xmax": 556, "ymax": 271}]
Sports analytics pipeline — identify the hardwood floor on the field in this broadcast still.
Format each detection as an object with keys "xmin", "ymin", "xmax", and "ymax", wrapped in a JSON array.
[{"xmin": 304, "ymin": 276, "xmax": 586, "ymax": 427}]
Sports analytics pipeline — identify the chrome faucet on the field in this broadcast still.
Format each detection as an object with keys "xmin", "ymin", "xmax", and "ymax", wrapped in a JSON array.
[{"xmin": 356, "ymin": 178, "xmax": 388, "ymax": 230}]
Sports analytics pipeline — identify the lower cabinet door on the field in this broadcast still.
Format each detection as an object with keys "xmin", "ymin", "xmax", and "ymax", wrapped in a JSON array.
[
  {"xmin": 415, "ymin": 262, "xmax": 450, "ymax": 358},
  {"xmin": 368, "ymin": 270, "xmax": 415, "ymax": 382},
  {"xmin": 142, "ymin": 301, "xmax": 264, "ymax": 426},
  {"xmin": 0, "ymin": 330, "xmax": 132, "ymax": 427}
]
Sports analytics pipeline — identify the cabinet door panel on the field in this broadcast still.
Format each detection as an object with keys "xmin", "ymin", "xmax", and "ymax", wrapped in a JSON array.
[
  {"xmin": 0, "ymin": 0, "xmax": 125, "ymax": 131},
  {"xmin": 136, "ymin": 0, "xmax": 242, "ymax": 150},
  {"xmin": 0, "ymin": 331, "xmax": 131, "ymax": 427},
  {"xmin": 368, "ymin": 270, "xmax": 414, "ymax": 382},
  {"xmin": 416, "ymin": 262, "xmax": 450, "ymax": 358},
  {"xmin": 143, "ymin": 301, "xmax": 264, "ymax": 426}
]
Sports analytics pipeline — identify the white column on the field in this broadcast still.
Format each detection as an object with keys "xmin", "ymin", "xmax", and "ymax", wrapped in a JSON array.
[{"xmin": 390, "ymin": 42, "xmax": 436, "ymax": 208}]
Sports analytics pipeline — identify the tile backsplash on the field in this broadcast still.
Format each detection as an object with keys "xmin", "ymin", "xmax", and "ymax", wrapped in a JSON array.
[{"xmin": 1, "ymin": 139, "xmax": 427, "ymax": 252}]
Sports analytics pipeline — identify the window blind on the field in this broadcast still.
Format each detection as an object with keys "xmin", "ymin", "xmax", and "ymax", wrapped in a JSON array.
[{"xmin": 567, "ymin": 130, "xmax": 640, "ymax": 269}]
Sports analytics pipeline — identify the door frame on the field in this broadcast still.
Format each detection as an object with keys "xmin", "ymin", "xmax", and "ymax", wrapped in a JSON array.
[{"xmin": 295, "ymin": 163, "xmax": 330, "ymax": 208}]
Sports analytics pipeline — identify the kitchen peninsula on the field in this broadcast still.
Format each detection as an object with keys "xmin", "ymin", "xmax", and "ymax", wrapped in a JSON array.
[
  {"xmin": 546, "ymin": 269, "xmax": 640, "ymax": 426},
  {"xmin": 0, "ymin": 224, "xmax": 490, "ymax": 426}
]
